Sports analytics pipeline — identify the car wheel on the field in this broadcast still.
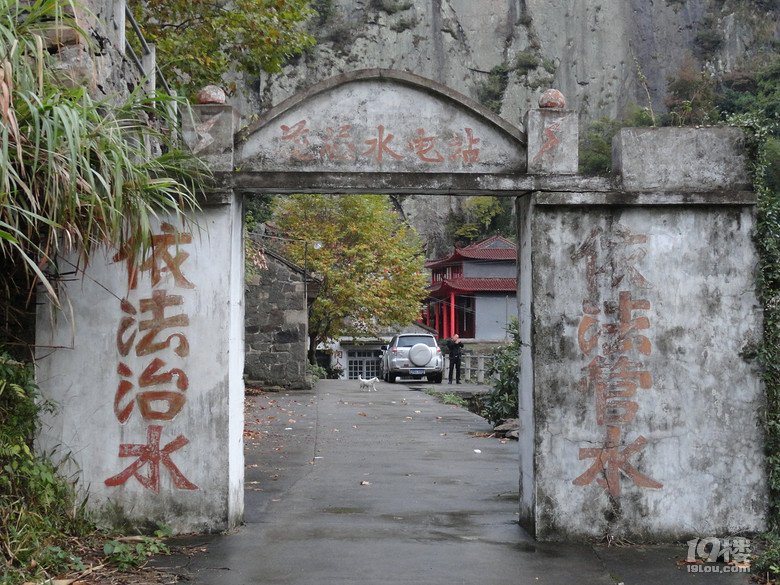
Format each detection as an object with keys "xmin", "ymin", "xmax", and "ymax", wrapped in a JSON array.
[
  {"xmin": 388, "ymin": 372, "xmax": 396, "ymax": 383},
  {"xmin": 409, "ymin": 343, "xmax": 433, "ymax": 366}
]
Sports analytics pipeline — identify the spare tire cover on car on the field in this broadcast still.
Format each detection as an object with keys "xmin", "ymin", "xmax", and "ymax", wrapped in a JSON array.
[{"xmin": 409, "ymin": 343, "xmax": 432, "ymax": 366}]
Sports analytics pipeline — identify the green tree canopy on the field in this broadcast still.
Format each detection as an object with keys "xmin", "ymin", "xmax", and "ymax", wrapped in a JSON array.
[
  {"xmin": 128, "ymin": 0, "xmax": 314, "ymax": 97},
  {"xmin": 271, "ymin": 194, "xmax": 428, "ymax": 363},
  {"xmin": 446, "ymin": 195, "xmax": 514, "ymax": 247}
]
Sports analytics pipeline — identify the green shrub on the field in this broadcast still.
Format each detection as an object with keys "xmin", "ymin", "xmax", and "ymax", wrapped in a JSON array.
[
  {"xmin": 309, "ymin": 363, "xmax": 327, "ymax": 382},
  {"xmin": 479, "ymin": 318, "xmax": 520, "ymax": 425},
  {"xmin": 310, "ymin": 0, "xmax": 334, "ymax": 26},
  {"xmin": 371, "ymin": 0, "xmax": 412, "ymax": 14},
  {"xmin": 515, "ymin": 50, "xmax": 540, "ymax": 76},
  {"xmin": 390, "ymin": 16, "xmax": 417, "ymax": 32},
  {"xmin": 753, "ymin": 533, "xmax": 780, "ymax": 580},
  {"xmin": 0, "ymin": 351, "xmax": 93, "ymax": 584},
  {"xmin": 477, "ymin": 64, "xmax": 509, "ymax": 114},
  {"xmin": 103, "ymin": 533, "xmax": 170, "ymax": 571},
  {"xmin": 694, "ymin": 28, "xmax": 725, "ymax": 58},
  {"xmin": 579, "ymin": 117, "xmax": 622, "ymax": 176},
  {"xmin": 726, "ymin": 112, "xmax": 780, "ymax": 562}
]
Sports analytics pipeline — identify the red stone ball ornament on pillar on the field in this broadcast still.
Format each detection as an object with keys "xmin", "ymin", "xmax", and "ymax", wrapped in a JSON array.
[
  {"xmin": 538, "ymin": 89, "xmax": 566, "ymax": 109},
  {"xmin": 198, "ymin": 85, "xmax": 227, "ymax": 105}
]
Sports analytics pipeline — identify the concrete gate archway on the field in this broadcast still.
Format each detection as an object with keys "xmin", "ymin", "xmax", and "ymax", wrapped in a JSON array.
[
  {"xmin": 37, "ymin": 69, "xmax": 766, "ymax": 540},
  {"xmin": 203, "ymin": 68, "xmax": 583, "ymax": 536}
]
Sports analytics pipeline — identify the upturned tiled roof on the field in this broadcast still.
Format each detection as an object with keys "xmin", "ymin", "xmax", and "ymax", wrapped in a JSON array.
[
  {"xmin": 427, "ymin": 277, "xmax": 517, "ymax": 294},
  {"xmin": 425, "ymin": 235, "xmax": 516, "ymax": 268}
]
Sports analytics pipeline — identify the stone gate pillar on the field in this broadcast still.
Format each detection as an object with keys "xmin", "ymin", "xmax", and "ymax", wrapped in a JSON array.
[
  {"xmin": 35, "ymin": 104, "xmax": 245, "ymax": 533},
  {"xmin": 519, "ymin": 121, "xmax": 766, "ymax": 539}
]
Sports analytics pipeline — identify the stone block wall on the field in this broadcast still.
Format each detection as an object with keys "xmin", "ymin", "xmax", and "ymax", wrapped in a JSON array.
[{"xmin": 244, "ymin": 250, "xmax": 311, "ymax": 389}]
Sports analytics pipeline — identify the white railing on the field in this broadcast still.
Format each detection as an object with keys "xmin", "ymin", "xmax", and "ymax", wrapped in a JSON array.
[{"xmin": 443, "ymin": 354, "xmax": 495, "ymax": 384}]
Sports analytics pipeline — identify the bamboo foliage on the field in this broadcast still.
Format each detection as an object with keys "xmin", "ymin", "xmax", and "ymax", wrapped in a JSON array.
[{"xmin": 0, "ymin": 0, "xmax": 204, "ymax": 318}]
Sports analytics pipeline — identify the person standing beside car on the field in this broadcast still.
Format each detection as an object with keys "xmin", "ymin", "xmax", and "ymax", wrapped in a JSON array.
[{"xmin": 446, "ymin": 334, "xmax": 464, "ymax": 384}]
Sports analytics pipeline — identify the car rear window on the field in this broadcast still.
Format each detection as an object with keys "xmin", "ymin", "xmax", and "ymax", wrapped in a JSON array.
[{"xmin": 396, "ymin": 335, "xmax": 436, "ymax": 347}]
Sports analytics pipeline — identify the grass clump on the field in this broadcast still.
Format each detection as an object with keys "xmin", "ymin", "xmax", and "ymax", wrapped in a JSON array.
[{"xmin": 424, "ymin": 390, "xmax": 469, "ymax": 408}]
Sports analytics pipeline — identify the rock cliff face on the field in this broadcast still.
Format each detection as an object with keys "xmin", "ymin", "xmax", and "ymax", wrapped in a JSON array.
[
  {"xmin": 237, "ymin": 0, "xmax": 777, "ymax": 129},
  {"xmin": 230, "ymin": 0, "xmax": 778, "ymax": 254}
]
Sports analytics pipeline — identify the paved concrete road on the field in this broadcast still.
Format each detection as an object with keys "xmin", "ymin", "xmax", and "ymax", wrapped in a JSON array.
[{"xmin": 161, "ymin": 379, "xmax": 752, "ymax": 585}]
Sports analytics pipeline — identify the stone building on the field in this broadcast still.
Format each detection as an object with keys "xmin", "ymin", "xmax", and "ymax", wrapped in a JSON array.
[{"xmin": 244, "ymin": 246, "xmax": 313, "ymax": 390}]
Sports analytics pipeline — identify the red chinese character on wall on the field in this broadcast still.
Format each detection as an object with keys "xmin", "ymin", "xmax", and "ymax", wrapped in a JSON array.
[
  {"xmin": 532, "ymin": 116, "xmax": 567, "ymax": 162},
  {"xmin": 137, "ymin": 290, "xmax": 190, "ymax": 357},
  {"xmin": 571, "ymin": 225, "xmax": 652, "ymax": 294},
  {"xmin": 280, "ymin": 119, "xmax": 314, "ymax": 161},
  {"xmin": 115, "ymin": 362, "xmax": 135, "ymax": 423},
  {"xmin": 572, "ymin": 224, "xmax": 660, "ymax": 497},
  {"xmin": 117, "ymin": 293, "xmax": 190, "ymax": 359},
  {"xmin": 136, "ymin": 358, "xmax": 188, "ymax": 421},
  {"xmin": 113, "ymin": 223, "xmax": 194, "ymax": 290},
  {"xmin": 111, "ymin": 220, "xmax": 196, "ymax": 495},
  {"xmin": 105, "ymin": 425, "xmax": 198, "ymax": 492},
  {"xmin": 577, "ymin": 299, "xmax": 601, "ymax": 355},
  {"xmin": 573, "ymin": 426, "xmax": 662, "ymax": 497},
  {"xmin": 602, "ymin": 291, "xmax": 651, "ymax": 356},
  {"xmin": 363, "ymin": 125, "xmax": 404, "ymax": 162},
  {"xmin": 577, "ymin": 355, "xmax": 652, "ymax": 426},
  {"xmin": 408, "ymin": 128, "xmax": 444, "ymax": 162},
  {"xmin": 577, "ymin": 292, "xmax": 652, "ymax": 358},
  {"xmin": 114, "ymin": 359, "xmax": 188, "ymax": 423},
  {"xmin": 448, "ymin": 128, "xmax": 480, "ymax": 162},
  {"xmin": 321, "ymin": 125, "xmax": 356, "ymax": 160}
]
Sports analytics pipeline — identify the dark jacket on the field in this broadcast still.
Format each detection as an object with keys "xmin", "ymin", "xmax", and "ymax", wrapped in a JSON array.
[{"xmin": 447, "ymin": 338, "xmax": 464, "ymax": 360}]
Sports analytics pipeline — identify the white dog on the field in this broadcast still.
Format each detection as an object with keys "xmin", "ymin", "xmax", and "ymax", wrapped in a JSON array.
[{"xmin": 358, "ymin": 376, "xmax": 378, "ymax": 391}]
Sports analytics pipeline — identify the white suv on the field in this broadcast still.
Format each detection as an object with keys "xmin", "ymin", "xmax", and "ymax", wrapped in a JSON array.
[{"xmin": 380, "ymin": 333, "xmax": 444, "ymax": 384}]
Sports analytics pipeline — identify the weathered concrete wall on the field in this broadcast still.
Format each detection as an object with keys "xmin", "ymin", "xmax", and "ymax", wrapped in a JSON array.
[
  {"xmin": 518, "ymin": 126, "xmax": 766, "ymax": 540},
  {"xmin": 236, "ymin": 70, "xmax": 526, "ymax": 176},
  {"xmin": 34, "ymin": 0, "xmax": 248, "ymax": 533},
  {"xmin": 525, "ymin": 108, "xmax": 578, "ymax": 175},
  {"xmin": 244, "ymin": 251, "xmax": 311, "ymax": 389},
  {"xmin": 529, "ymin": 202, "xmax": 764, "ymax": 540},
  {"xmin": 613, "ymin": 127, "xmax": 752, "ymax": 192},
  {"xmin": 35, "ymin": 201, "xmax": 245, "ymax": 533},
  {"xmin": 474, "ymin": 295, "xmax": 517, "ymax": 340}
]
